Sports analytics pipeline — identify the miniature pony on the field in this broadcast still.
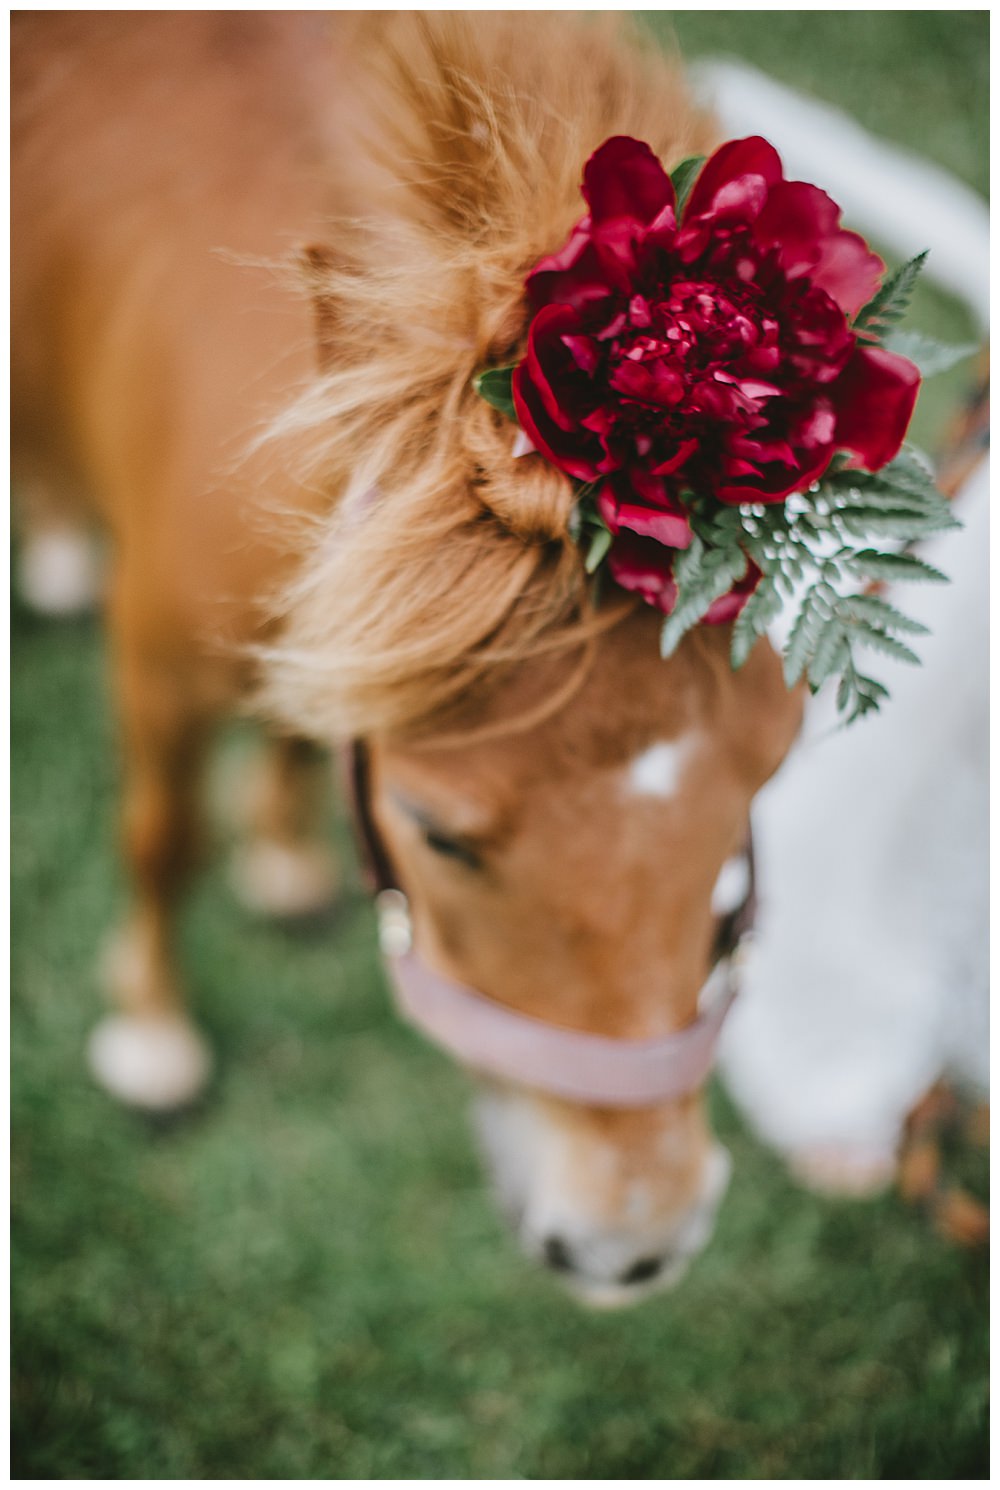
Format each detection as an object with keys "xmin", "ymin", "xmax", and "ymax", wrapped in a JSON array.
[{"xmin": 13, "ymin": 13, "xmax": 803, "ymax": 1304}]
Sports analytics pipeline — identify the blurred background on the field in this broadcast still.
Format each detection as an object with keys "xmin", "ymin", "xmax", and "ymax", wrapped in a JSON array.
[{"xmin": 11, "ymin": 11, "xmax": 987, "ymax": 1478}]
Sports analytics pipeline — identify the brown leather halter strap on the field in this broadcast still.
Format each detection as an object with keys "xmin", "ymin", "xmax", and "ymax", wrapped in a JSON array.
[{"xmin": 345, "ymin": 739, "xmax": 756, "ymax": 1106}]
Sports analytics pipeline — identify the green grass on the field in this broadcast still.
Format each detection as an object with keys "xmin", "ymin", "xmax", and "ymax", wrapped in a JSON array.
[
  {"xmin": 657, "ymin": 11, "xmax": 988, "ymax": 197},
  {"xmin": 12, "ymin": 12, "xmax": 988, "ymax": 1479}
]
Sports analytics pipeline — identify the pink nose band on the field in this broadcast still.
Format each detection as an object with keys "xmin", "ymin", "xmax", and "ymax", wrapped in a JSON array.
[{"xmin": 377, "ymin": 891, "xmax": 743, "ymax": 1108}]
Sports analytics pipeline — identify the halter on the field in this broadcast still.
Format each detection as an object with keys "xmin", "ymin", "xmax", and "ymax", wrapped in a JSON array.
[{"xmin": 347, "ymin": 741, "xmax": 755, "ymax": 1109}]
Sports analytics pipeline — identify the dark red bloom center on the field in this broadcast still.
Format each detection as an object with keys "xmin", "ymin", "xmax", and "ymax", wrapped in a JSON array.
[
  {"xmin": 620, "ymin": 279, "xmax": 778, "ymax": 380},
  {"xmin": 597, "ymin": 275, "xmax": 785, "ymax": 449}
]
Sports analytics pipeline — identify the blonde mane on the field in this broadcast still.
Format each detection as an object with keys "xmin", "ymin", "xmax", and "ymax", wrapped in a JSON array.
[{"xmin": 260, "ymin": 13, "xmax": 714, "ymax": 743}]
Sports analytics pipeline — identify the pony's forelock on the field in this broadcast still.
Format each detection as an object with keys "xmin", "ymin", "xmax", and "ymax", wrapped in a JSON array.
[{"xmin": 257, "ymin": 13, "xmax": 713, "ymax": 744}]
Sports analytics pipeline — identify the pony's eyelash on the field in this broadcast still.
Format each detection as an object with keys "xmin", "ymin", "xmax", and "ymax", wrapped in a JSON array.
[
  {"xmin": 422, "ymin": 827, "xmax": 482, "ymax": 870},
  {"xmin": 388, "ymin": 789, "xmax": 486, "ymax": 868}
]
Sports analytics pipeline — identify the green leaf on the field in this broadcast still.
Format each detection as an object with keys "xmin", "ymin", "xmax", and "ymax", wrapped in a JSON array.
[
  {"xmin": 829, "ymin": 487, "xmax": 941, "ymax": 520},
  {"xmin": 853, "ymin": 250, "xmax": 929, "ymax": 338},
  {"xmin": 837, "ymin": 508, "xmax": 956, "ymax": 541},
  {"xmin": 881, "ymin": 329, "xmax": 978, "ymax": 377},
  {"xmin": 853, "ymin": 622, "xmax": 922, "ymax": 666},
  {"xmin": 793, "ymin": 514, "xmax": 825, "ymax": 543},
  {"xmin": 825, "ymin": 470, "xmax": 938, "ymax": 507},
  {"xmin": 842, "ymin": 593, "xmax": 930, "ymax": 636},
  {"xmin": 835, "ymin": 659, "xmax": 887, "ymax": 724},
  {"xmin": 670, "ymin": 155, "xmax": 706, "ymax": 216},
  {"xmin": 472, "ymin": 365, "xmax": 518, "ymax": 420},
  {"xmin": 660, "ymin": 543, "xmax": 748, "ymax": 659},
  {"xmin": 823, "ymin": 452, "xmax": 945, "ymax": 507},
  {"xmin": 849, "ymin": 550, "xmax": 949, "ymax": 584},
  {"xmin": 807, "ymin": 616, "xmax": 850, "ymax": 691},
  {"xmin": 782, "ymin": 585, "xmax": 825, "ymax": 687},
  {"xmin": 583, "ymin": 524, "xmax": 612, "ymax": 574},
  {"xmin": 856, "ymin": 673, "xmax": 891, "ymax": 703},
  {"xmin": 729, "ymin": 573, "xmax": 784, "ymax": 670},
  {"xmin": 836, "ymin": 668, "xmax": 855, "ymax": 716},
  {"xmin": 848, "ymin": 671, "xmax": 891, "ymax": 723},
  {"xmin": 889, "ymin": 445, "xmax": 940, "ymax": 489},
  {"xmin": 877, "ymin": 462, "xmax": 956, "ymax": 514},
  {"xmin": 692, "ymin": 503, "xmax": 743, "ymax": 547}
]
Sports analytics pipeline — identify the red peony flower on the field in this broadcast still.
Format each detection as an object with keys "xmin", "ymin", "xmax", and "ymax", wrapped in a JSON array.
[{"xmin": 512, "ymin": 135, "xmax": 921, "ymax": 616}]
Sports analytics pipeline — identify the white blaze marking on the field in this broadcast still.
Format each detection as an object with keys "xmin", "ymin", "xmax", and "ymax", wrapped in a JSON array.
[
  {"xmin": 626, "ymin": 740, "xmax": 691, "ymax": 800},
  {"xmin": 711, "ymin": 856, "xmax": 751, "ymax": 917}
]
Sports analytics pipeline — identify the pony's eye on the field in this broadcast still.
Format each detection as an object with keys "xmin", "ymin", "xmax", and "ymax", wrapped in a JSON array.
[{"xmin": 423, "ymin": 828, "xmax": 481, "ymax": 870}]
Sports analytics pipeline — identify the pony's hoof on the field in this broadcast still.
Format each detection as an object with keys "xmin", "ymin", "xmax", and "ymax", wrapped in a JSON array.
[
  {"xmin": 788, "ymin": 1143, "xmax": 896, "ymax": 1198},
  {"xmin": 230, "ymin": 837, "xmax": 340, "ymax": 921},
  {"xmin": 18, "ymin": 527, "xmax": 102, "ymax": 617},
  {"xmin": 87, "ymin": 1013, "xmax": 213, "ymax": 1111}
]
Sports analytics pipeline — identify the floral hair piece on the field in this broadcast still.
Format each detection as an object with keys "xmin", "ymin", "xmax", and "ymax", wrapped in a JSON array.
[{"xmin": 475, "ymin": 136, "xmax": 968, "ymax": 723}]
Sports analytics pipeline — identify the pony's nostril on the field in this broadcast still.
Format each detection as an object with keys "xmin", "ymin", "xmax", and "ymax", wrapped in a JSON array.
[
  {"xmin": 542, "ymin": 1234, "xmax": 574, "ymax": 1272},
  {"xmin": 620, "ymin": 1254, "xmax": 664, "ymax": 1286}
]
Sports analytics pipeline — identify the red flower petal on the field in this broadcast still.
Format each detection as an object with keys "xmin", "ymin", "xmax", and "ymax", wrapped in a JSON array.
[
  {"xmin": 632, "ymin": 506, "xmax": 694, "ymax": 548},
  {"xmin": 684, "ymin": 136, "xmax": 783, "ymax": 221},
  {"xmin": 704, "ymin": 172, "xmax": 771, "ymax": 225},
  {"xmin": 832, "ymin": 344, "xmax": 921, "ymax": 470},
  {"xmin": 582, "ymin": 136, "xmax": 675, "ymax": 228},
  {"xmin": 760, "ymin": 181, "xmax": 834, "ymax": 251},
  {"xmin": 512, "ymin": 361, "xmax": 602, "ymax": 482},
  {"xmin": 729, "ymin": 435, "xmax": 797, "ymax": 467},
  {"xmin": 606, "ymin": 532, "xmax": 680, "ymax": 614},
  {"xmin": 526, "ymin": 223, "xmax": 619, "ymax": 313},
  {"xmin": 753, "ymin": 181, "xmax": 838, "ymax": 276},
  {"xmin": 721, "ymin": 456, "xmax": 763, "ymax": 480},
  {"xmin": 703, "ymin": 559, "xmax": 762, "ymax": 624},
  {"xmin": 595, "ymin": 484, "xmax": 621, "ymax": 534},
  {"xmin": 650, "ymin": 437, "xmax": 699, "ymax": 476},
  {"xmin": 716, "ymin": 440, "xmax": 833, "ymax": 504},
  {"xmin": 791, "ymin": 403, "xmax": 837, "ymax": 450},
  {"xmin": 522, "ymin": 304, "xmax": 589, "ymax": 431},
  {"xmin": 753, "ymin": 181, "xmax": 884, "ymax": 317},
  {"xmin": 529, "ymin": 217, "xmax": 591, "ymax": 284},
  {"xmin": 588, "ymin": 219, "xmax": 644, "ymax": 291},
  {"xmin": 609, "ymin": 358, "xmax": 685, "ymax": 407},
  {"xmin": 810, "ymin": 230, "xmax": 885, "ymax": 319},
  {"xmin": 598, "ymin": 489, "xmax": 693, "ymax": 549},
  {"xmin": 560, "ymin": 333, "xmax": 600, "ymax": 375},
  {"xmin": 580, "ymin": 405, "xmax": 616, "ymax": 436}
]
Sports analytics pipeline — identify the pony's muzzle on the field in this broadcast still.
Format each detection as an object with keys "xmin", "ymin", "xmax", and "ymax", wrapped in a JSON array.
[
  {"xmin": 529, "ymin": 1142, "xmax": 732, "ymax": 1307},
  {"xmin": 474, "ymin": 1084, "xmax": 732, "ymax": 1306}
]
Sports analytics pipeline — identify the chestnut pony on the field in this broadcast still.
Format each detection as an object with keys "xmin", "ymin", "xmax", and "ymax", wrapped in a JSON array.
[{"xmin": 12, "ymin": 13, "xmax": 801, "ymax": 1304}]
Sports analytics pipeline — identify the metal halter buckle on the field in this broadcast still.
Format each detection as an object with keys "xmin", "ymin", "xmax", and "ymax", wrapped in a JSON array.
[{"xmin": 376, "ymin": 888, "xmax": 413, "ymax": 958}]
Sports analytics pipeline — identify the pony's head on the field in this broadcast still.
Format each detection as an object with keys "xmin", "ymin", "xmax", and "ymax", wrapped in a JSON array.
[
  {"xmin": 260, "ymin": 14, "xmax": 803, "ymax": 1302},
  {"xmin": 368, "ymin": 609, "xmax": 800, "ymax": 1305}
]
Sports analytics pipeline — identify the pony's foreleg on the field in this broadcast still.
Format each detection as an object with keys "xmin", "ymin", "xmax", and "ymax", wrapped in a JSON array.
[
  {"xmin": 230, "ymin": 734, "xmax": 340, "ymax": 921},
  {"xmin": 88, "ymin": 616, "xmax": 214, "ymax": 1110}
]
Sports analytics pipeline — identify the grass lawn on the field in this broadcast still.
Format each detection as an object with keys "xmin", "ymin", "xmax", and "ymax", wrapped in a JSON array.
[{"xmin": 11, "ymin": 12, "xmax": 988, "ymax": 1480}]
